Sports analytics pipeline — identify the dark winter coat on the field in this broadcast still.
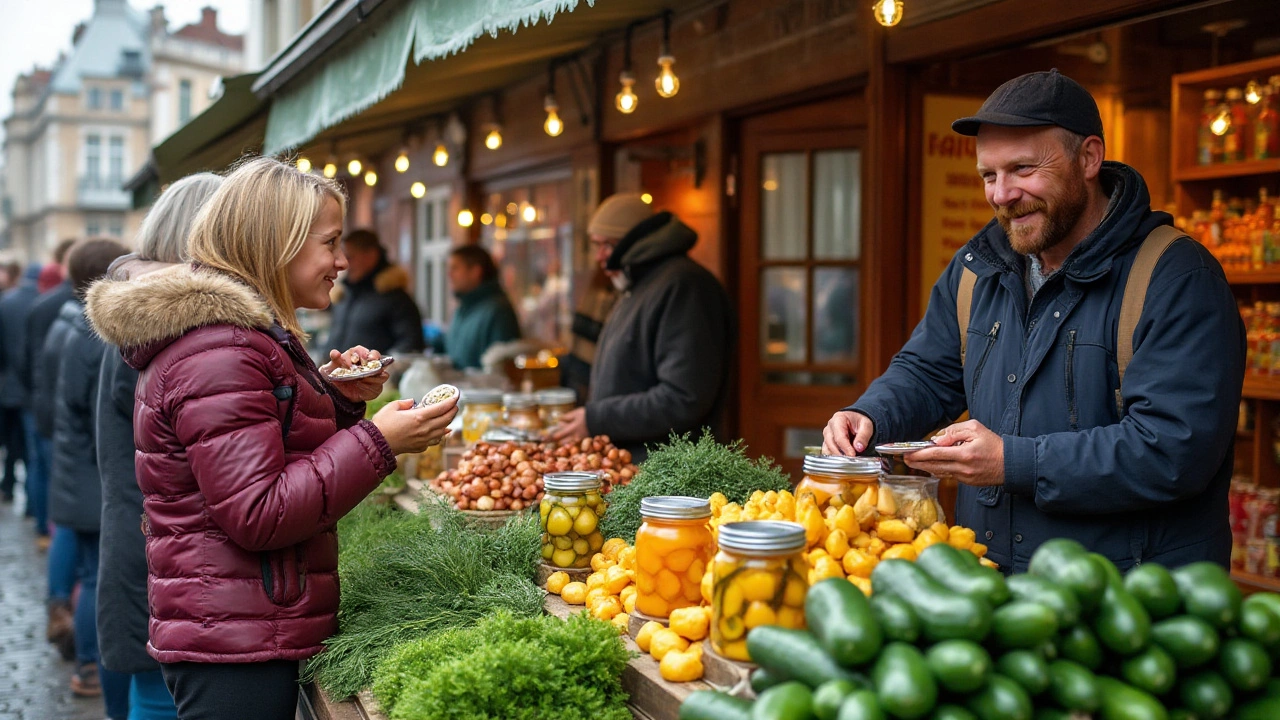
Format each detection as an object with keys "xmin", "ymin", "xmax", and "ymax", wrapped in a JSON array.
[
  {"xmin": 95, "ymin": 258, "xmax": 172, "ymax": 674},
  {"xmin": 585, "ymin": 212, "xmax": 734, "ymax": 463},
  {"xmin": 0, "ymin": 267, "xmax": 41, "ymax": 409},
  {"xmin": 85, "ymin": 265, "xmax": 396, "ymax": 664},
  {"xmin": 326, "ymin": 261, "xmax": 425, "ymax": 355},
  {"xmin": 443, "ymin": 279, "xmax": 522, "ymax": 370},
  {"xmin": 48, "ymin": 300, "xmax": 107, "ymax": 533},
  {"xmin": 29, "ymin": 281, "xmax": 74, "ymax": 429},
  {"xmin": 851, "ymin": 162, "xmax": 1245, "ymax": 573}
]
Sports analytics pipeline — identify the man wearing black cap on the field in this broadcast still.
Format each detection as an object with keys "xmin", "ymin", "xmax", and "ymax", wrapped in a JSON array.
[{"xmin": 823, "ymin": 70, "xmax": 1245, "ymax": 572}]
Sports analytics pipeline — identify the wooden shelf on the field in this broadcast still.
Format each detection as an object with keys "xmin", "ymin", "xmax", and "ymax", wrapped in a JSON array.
[
  {"xmin": 1233, "ymin": 570, "xmax": 1280, "ymax": 595},
  {"xmin": 1225, "ymin": 268, "xmax": 1280, "ymax": 285},
  {"xmin": 1242, "ymin": 376, "xmax": 1280, "ymax": 401},
  {"xmin": 1174, "ymin": 159, "xmax": 1280, "ymax": 183}
]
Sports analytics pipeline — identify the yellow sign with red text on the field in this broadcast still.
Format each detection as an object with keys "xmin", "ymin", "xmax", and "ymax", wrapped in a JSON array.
[{"xmin": 920, "ymin": 95, "xmax": 993, "ymax": 316}]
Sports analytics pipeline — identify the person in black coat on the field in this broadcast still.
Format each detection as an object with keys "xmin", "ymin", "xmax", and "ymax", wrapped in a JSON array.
[
  {"xmin": 326, "ymin": 229, "xmax": 425, "ymax": 355},
  {"xmin": 94, "ymin": 172, "xmax": 220, "ymax": 720},
  {"xmin": 0, "ymin": 264, "xmax": 40, "ymax": 503},
  {"xmin": 47, "ymin": 238, "xmax": 130, "ymax": 710}
]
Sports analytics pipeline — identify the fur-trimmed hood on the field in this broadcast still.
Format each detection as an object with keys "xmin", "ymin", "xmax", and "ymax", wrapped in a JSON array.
[{"xmin": 85, "ymin": 264, "xmax": 274, "ymax": 368}]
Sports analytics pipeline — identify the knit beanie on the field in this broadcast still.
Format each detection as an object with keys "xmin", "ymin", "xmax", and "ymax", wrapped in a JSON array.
[
  {"xmin": 587, "ymin": 193, "xmax": 654, "ymax": 240},
  {"xmin": 37, "ymin": 264, "xmax": 63, "ymax": 293}
]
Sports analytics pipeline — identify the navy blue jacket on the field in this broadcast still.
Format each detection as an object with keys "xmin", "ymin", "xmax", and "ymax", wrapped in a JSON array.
[
  {"xmin": 852, "ymin": 162, "xmax": 1244, "ymax": 573},
  {"xmin": 0, "ymin": 268, "xmax": 40, "ymax": 409}
]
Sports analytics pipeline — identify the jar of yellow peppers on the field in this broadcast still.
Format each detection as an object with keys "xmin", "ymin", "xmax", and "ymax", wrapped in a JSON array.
[
  {"xmin": 635, "ymin": 496, "xmax": 713, "ymax": 619},
  {"xmin": 711, "ymin": 521, "xmax": 808, "ymax": 662},
  {"xmin": 795, "ymin": 455, "xmax": 882, "ymax": 512},
  {"xmin": 540, "ymin": 472, "xmax": 607, "ymax": 569}
]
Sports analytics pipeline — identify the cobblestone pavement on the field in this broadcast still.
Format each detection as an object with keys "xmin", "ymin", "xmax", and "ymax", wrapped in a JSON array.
[{"xmin": 0, "ymin": 486, "xmax": 105, "ymax": 720}]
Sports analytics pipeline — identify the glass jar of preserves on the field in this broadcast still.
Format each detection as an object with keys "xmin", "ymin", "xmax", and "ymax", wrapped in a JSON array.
[
  {"xmin": 635, "ymin": 496, "xmax": 713, "ymax": 619},
  {"xmin": 461, "ymin": 389, "xmax": 504, "ymax": 445},
  {"xmin": 503, "ymin": 393, "xmax": 543, "ymax": 433},
  {"xmin": 537, "ymin": 387, "xmax": 577, "ymax": 427},
  {"xmin": 540, "ymin": 472, "xmax": 606, "ymax": 569},
  {"xmin": 795, "ymin": 455, "xmax": 882, "ymax": 512},
  {"xmin": 1200, "ymin": 89, "xmax": 1225, "ymax": 165},
  {"xmin": 1225, "ymin": 87, "xmax": 1251, "ymax": 163},
  {"xmin": 711, "ymin": 521, "xmax": 808, "ymax": 662},
  {"xmin": 879, "ymin": 475, "xmax": 946, "ymax": 530}
]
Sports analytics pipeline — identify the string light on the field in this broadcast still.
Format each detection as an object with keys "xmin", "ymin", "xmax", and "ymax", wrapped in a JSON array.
[
  {"xmin": 543, "ymin": 63, "xmax": 564, "ymax": 137},
  {"xmin": 640, "ymin": 193, "xmax": 653, "ymax": 204},
  {"xmin": 347, "ymin": 158, "xmax": 362, "ymax": 176},
  {"xmin": 480, "ymin": 213, "xmax": 493, "ymax": 225},
  {"xmin": 322, "ymin": 162, "xmax": 337, "ymax": 178},
  {"xmin": 432, "ymin": 143, "xmax": 449, "ymax": 167},
  {"xmin": 655, "ymin": 11, "xmax": 679, "ymax": 98},
  {"xmin": 394, "ymin": 149, "xmax": 410, "ymax": 173},
  {"xmin": 616, "ymin": 24, "xmax": 638, "ymax": 114},
  {"xmin": 522, "ymin": 205, "xmax": 537, "ymax": 223},
  {"xmin": 364, "ymin": 170, "xmax": 378, "ymax": 186},
  {"xmin": 296, "ymin": 156, "xmax": 312, "ymax": 173},
  {"xmin": 458, "ymin": 209, "xmax": 475, "ymax": 227},
  {"xmin": 873, "ymin": 0, "xmax": 903, "ymax": 27},
  {"xmin": 485, "ymin": 127, "xmax": 503, "ymax": 150},
  {"xmin": 410, "ymin": 182, "xmax": 426, "ymax": 199}
]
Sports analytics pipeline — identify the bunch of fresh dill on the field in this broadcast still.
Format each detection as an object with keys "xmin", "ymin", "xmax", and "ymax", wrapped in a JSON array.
[
  {"xmin": 600, "ymin": 431, "xmax": 793, "ymax": 543},
  {"xmin": 303, "ymin": 498, "xmax": 545, "ymax": 698}
]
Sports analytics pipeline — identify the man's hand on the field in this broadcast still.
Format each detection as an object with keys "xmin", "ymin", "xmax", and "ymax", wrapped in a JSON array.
[
  {"xmin": 822, "ymin": 410, "xmax": 875, "ymax": 455},
  {"xmin": 548, "ymin": 407, "xmax": 589, "ymax": 444},
  {"xmin": 320, "ymin": 345, "xmax": 388, "ymax": 403},
  {"xmin": 904, "ymin": 419, "xmax": 1005, "ymax": 487}
]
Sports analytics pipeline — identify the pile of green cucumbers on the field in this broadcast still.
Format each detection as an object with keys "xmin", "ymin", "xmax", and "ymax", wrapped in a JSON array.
[{"xmin": 679, "ymin": 538, "xmax": 1280, "ymax": 720}]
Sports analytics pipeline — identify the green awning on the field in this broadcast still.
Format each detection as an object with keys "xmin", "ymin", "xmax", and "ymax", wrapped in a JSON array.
[{"xmin": 263, "ymin": 0, "xmax": 593, "ymax": 154}]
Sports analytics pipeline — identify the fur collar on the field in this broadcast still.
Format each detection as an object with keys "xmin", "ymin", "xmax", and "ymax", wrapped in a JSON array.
[{"xmin": 85, "ymin": 264, "xmax": 274, "ymax": 351}]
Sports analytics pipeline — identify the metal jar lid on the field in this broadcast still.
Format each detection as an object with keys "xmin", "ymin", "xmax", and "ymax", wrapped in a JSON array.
[
  {"xmin": 544, "ymin": 471, "xmax": 603, "ymax": 492},
  {"xmin": 640, "ymin": 496, "xmax": 711, "ymax": 520},
  {"xmin": 463, "ymin": 388, "xmax": 503, "ymax": 406},
  {"xmin": 537, "ymin": 387, "xmax": 577, "ymax": 406},
  {"xmin": 717, "ymin": 521, "xmax": 806, "ymax": 555},
  {"xmin": 503, "ymin": 392, "xmax": 539, "ymax": 410},
  {"xmin": 803, "ymin": 455, "xmax": 882, "ymax": 478}
]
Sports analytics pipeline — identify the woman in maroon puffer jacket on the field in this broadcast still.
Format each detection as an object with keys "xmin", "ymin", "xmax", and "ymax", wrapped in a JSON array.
[{"xmin": 85, "ymin": 157, "xmax": 456, "ymax": 720}]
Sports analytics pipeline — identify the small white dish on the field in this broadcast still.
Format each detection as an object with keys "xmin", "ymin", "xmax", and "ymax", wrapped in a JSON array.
[
  {"xmin": 326, "ymin": 356, "xmax": 393, "ymax": 382},
  {"xmin": 875, "ymin": 441, "xmax": 936, "ymax": 455}
]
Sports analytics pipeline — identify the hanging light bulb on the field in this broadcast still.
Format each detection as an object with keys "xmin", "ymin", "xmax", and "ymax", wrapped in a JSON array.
[
  {"xmin": 640, "ymin": 193, "xmax": 653, "ymax": 204},
  {"xmin": 1211, "ymin": 107, "xmax": 1232, "ymax": 136},
  {"xmin": 364, "ymin": 170, "xmax": 378, "ymax": 187},
  {"xmin": 432, "ymin": 143, "xmax": 449, "ymax": 167},
  {"xmin": 458, "ymin": 209, "xmax": 475, "ymax": 227},
  {"xmin": 522, "ymin": 205, "xmax": 537, "ymax": 223},
  {"xmin": 410, "ymin": 182, "xmax": 426, "ymax": 199},
  {"xmin": 1246, "ymin": 80, "xmax": 1264, "ymax": 105},
  {"xmin": 873, "ymin": 0, "xmax": 903, "ymax": 27},
  {"xmin": 394, "ymin": 149, "xmax": 410, "ymax": 173},
  {"xmin": 296, "ymin": 156, "xmax": 312, "ymax": 173},
  {"xmin": 655, "ymin": 12, "xmax": 679, "ymax": 98},
  {"xmin": 485, "ymin": 126, "xmax": 503, "ymax": 150},
  {"xmin": 616, "ymin": 72, "xmax": 638, "ymax": 114},
  {"xmin": 544, "ymin": 96, "xmax": 564, "ymax": 137},
  {"xmin": 347, "ymin": 158, "xmax": 362, "ymax": 176}
]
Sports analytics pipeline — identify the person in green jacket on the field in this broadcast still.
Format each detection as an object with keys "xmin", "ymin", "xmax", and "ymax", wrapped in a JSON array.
[{"xmin": 440, "ymin": 245, "xmax": 521, "ymax": 369}]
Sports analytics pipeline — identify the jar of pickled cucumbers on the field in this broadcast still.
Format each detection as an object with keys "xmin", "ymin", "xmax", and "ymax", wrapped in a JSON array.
[
  {"xmin": 540, "ymin": 472, "xmax": 607, "ymax": 569},
  {"xmin": 711, "ymin": 521, "xmax": 809, "ymax": 662},
  {"xmin": 635, "ymin": 496, "xmax": 713, "ymax": 619},
  {"xmin": 536, "ymin": 387, "xmax": 577, "ymax": 426},
  {"xmin": 795, "ymin": 455, "xmax": 882, "ymax": 512},
  {"xmin": 879, "ymin": 475, "xmax": 946, "ymax": 530},
  {"xmin": 461, "ymin": 389, "xmax": 504, "ymax": 445},
  {"xmin": 504, "ymin": 393, "xmax": 543, "ymax": 433}
]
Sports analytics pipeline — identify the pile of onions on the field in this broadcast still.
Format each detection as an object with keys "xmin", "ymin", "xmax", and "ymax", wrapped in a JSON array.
[{"xmin": 431, "ymin": 436, "xmax": 637, "ymax": 511}]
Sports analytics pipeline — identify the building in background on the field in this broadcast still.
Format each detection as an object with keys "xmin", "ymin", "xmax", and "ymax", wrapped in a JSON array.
[
  {"xmin": 245, "ymin": 0, "xmax": 322, "ymax": 71},
  {"xmin": 1, "ymin": 0, "xmax": 242, "ymax": 263}
]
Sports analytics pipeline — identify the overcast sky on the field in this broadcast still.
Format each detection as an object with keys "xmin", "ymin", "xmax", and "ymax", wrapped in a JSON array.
[{"xmin": 0, "ymin": 0, "xmax": 250, "ymax": 146}]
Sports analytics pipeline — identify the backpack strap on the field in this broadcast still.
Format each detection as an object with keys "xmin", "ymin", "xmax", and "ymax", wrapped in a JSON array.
[
  {"xmin": 1117, "ymin": 225, "xmax": 1186, "ymax": 386},
  {"xmin": 957, "ymin": 267, "xmax": 978, "ymax": 364}
]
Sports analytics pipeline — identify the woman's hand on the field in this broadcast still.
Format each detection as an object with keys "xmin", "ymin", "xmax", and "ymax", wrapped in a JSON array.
[
  {"xmin": 370, "ymin": 395, "xmax": 460, "ymax": 456},
  {"xmin": 320, "ymin": 345, "xmax": 387, "ymax": 403}
]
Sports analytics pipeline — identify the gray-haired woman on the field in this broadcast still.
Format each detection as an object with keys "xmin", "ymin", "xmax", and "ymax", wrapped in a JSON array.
[{"xmin": 95, "ymin": 172, "xmax": 222, "ymax": 720}]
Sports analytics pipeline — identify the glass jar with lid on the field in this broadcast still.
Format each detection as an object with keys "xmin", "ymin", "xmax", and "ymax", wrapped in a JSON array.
[
  {"xmin": 461, "ymin": 389, "xmax": 504, "ymax": 445},
  {"xmin": 711, "ymin": 521, "xmax": 808, "ymax": 661},
  {"xmin": 537, "ymin": 387, "xmax": 577, "ymax": 427},
  {"xmin": 795, "ymin": 455, "xmax": 883, "ymax": 512},
  {"xmin": 635, "ymin": 496, "xmax": 713, "ymax": 619},
  {"xmin": 879, "ymin": 475, "xmax": 946, "ymax": 530},
  {"xmin": 540, "ymin": 472, "xmax": 606, "ymax": 569},
  {"xmin": 503, "ymin": 392, "xmax": 543, "ymax": 433}
]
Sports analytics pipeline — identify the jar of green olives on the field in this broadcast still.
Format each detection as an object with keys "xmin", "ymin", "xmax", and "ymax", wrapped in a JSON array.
[{"xmin": 540, "ymin": 472, "xmax": 607, "ymax": 569}]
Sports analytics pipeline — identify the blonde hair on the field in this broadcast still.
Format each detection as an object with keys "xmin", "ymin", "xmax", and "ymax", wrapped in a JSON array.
[
  {"xmin": 137, "ymin": 172, "xmax": 223, "ymax": 263},
  {"xmin": 187, "ymin": 156, "xmax": 346, "ymax": 338}
]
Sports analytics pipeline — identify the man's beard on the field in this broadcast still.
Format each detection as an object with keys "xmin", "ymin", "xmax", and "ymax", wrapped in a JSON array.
[{"xmin": 995, "ymin": 169, "xmax": 1089, "ymax": 257}]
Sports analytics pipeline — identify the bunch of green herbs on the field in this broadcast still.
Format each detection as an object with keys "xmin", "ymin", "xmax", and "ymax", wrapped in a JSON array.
[
  {"xmin": 372, "ymin": 611, "xmax": 635, "ymax": 720},
  {"xmin": 302, "ymin": 498, "xmax": 545, "ymax": 698},
  {"xmin": 600, "ymin": 431, "xmax": 792, "ymax": 543}
]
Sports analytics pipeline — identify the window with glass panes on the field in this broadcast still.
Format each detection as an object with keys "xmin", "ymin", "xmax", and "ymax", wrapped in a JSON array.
[
  {"xmin": 108, "ymin": 137, "xmax": 124, "ymax": 185},
  {"xmin": 85, "ymin": 135, "xmax": 101, "ymax": 183}
]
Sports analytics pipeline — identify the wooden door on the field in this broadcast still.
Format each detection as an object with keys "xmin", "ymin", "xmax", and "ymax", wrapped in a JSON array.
[{"xmin": 737, "ymin": 96, "xmax": 868, "ymax": 478}]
